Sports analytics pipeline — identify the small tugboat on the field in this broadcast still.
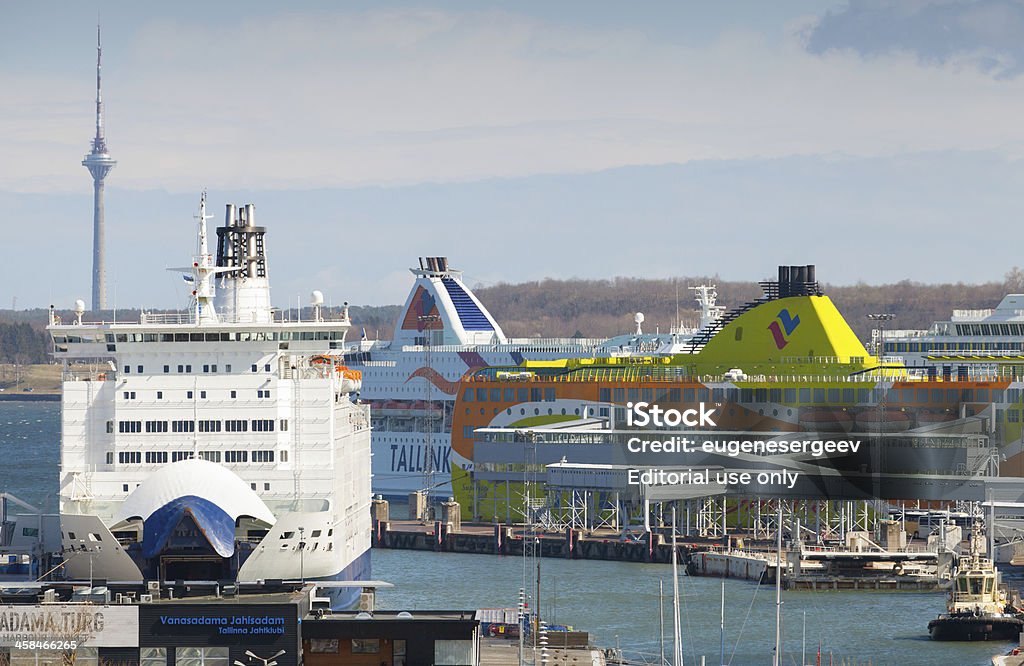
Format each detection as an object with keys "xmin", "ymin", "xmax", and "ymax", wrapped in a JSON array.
[{"xmin": 928, "ymin": 525, "xmax": 1024, "ymax": 641}]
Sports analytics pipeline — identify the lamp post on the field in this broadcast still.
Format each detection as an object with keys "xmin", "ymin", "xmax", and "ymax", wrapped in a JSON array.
[
  {"xmin": 417, "ymin": 313, "xmax": 442, "ymax": 519},
  {"xmin": 867, "ymin": 313, "xmax": 895, "ymax": 360},
  {"xmin": 298, "ymin": 526, "xmax": 305, "ymax": 584}
]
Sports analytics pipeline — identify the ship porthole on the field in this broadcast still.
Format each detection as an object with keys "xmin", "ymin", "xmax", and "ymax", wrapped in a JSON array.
[
  {"xmin": 773, "ymin": 409, "xmax": 778, "ymax": 416},
  {"xmin": 480, "ymin": 408, "xmax": 485, "ymax": 415},
  {"xmin": 561, "ymin": 408, "xmax": 566, "ymax": 415},
  {"xmin": 548, "ymin": 408, "xmax": 553, "ymax": 415},
  {"xmin": 534, "ymin": 408, "xmax": 540, "ymax": 415},
  {"xmin": 520, "ymin": 409, "xmax": 526, "ymax": 415},
  {"xmin": 507, "ymin": 409, "xmax": 511, "ymax": 415}
]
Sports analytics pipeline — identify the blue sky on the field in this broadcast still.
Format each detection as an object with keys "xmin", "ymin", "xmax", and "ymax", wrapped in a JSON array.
[{"xmin": 3, "ymin": 1, "xmax": 1024, "ymax": 310}]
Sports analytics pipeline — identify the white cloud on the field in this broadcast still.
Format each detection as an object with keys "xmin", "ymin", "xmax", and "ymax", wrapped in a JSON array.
[{"xmin": 2, "ymin": 6, "xmax": 1024, "ymax": 193}]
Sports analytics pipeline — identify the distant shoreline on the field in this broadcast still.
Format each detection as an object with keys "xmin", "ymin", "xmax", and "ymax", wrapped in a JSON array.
[{"xmin": 0, "ymin": 393, "xmax": 59, "ymax": 402}]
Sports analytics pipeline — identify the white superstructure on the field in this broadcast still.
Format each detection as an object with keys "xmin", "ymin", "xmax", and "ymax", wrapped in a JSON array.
[
  {"xmin": 48, "ymin": 195, "xmax": 371, "ymax": 608},
  {"xmin": 882, "ymin": 294, "xmax": 1024, "ymax": 375},
  {"xmin": 344, "ymin": 258, "xmax": 716, "ymax": 499}
]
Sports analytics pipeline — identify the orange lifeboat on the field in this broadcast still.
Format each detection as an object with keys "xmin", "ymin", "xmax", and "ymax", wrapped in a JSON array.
[
  {"xmin": 798, "ymin": 407, "xmax": 853, "ymax": 433},
  {"xmin": 854, "ymin": 409, "xmax": 912, "ymax": 433}
]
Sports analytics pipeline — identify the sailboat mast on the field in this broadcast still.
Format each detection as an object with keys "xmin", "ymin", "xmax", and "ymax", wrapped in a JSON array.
[
  {"xmin": 773, "ymin": 502, "xmax": 783, "ymax": 666},
  {"xmin": 660, "ymin": 578, "xmax": 666, "ymax": 666},
  {"xmin": 672, "ymin": 506, "xmax": 683, "ymax": 666}
]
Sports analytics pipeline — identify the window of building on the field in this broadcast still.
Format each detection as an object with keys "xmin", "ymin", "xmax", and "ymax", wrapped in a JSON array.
[
  {"xmin": 435, "ymin": 640, "xmax": 474, "ymax": 665},
  {"xmin": 145, "ymin": 451, "xmax": 168, "ymax": 464},
  {"xmin": 140, "ymin": 647, "xmax": 167, "ymax": 666},
  {"xmin": 351, "ymin": 639, "xmax": 380, "ymax": 654},
  {"xmin": 174, "ymin": 647, "xmax": 228, "ymax": 666},
  {"xmin": 118, "ymin": 451, "xmax": 141, "ymax": 464},
  {"xmin": 225, "ymin": 364, "xmax": 232, "ymax": 372},
  {"xmin": 106, "ymin": 452, "xmax": 114, "ymax": 465},
  {"xmin": 200, "ymin": 451, "xmax": 221, "ymax": 463},
  {"xmin": 123, "ymin": 365, "xmax": 130, "ymax": 374},
  {"xmin": 137, "ymin": 365, "xmax": 143, "ymax": 373},
  {"xmin": 186, "ymin": 365, "xmax": 192, "ymax": 373},
  {"xmin": 252, "ymin": 419, "xmax": 275, "ymax": 432},
  {"xmin": 106, "ymin": 420, "xmax": 114, "ymax": 434},
  {"xmin": 225, "ymin": 420, "xmax": 248, "ymax": 432},
  {"xmin": 145, "ymin": 420, "xmax": 168, "ymax": 433},
  {"xmin": 172, "ymin": 452, "xmax": 191, "ymax": 462},
  {"xmin": 200, "ymin": 390, "xmax": 207, "ymax": 399},
  {"xmin": 203, "ymin": 364, "xmax": 209, "ymax": 373},
  {"xmin": 264, "ymin": 364, "xmax": 271, "ymax": 372},
  {"xmin": 263, "ymin": 483, "xmax": 270, "ymax": 491},
  {"xmin": 280, "ymin": 450, "xmax": 289, "ymax": 462},
  {"xmin": 253, "ymin": 450, "xmax": 275, "ymax": 463},
  {"xmin": 178, "ymin": 365, "xmax": 184, "ymax": 373},
  {"xmin": 230, "ymin": 390, "xmax": 237, "ymax": 399},
  {"xmin": 280, "ymin": 419, "xmax": 289, "ymax": 431},
  {"xmin": 225, "ymin": 450, "xmax": 248, "ymax": 463},
  {"xmin": 156, "ymin": 391, "xmax": 163, "ymax": 400},
  {"xmin": 187, "ymin": 390, "xmax": 193, "ymax": 399},
  {"xmin": 251, "ymin": 364, "xmax": 258, "ymax": 372},
  {"xmin": 163, "ymin": 365, "xmax": 170, "ymax": 374},
  {"xmin": 119, "ymin": 421, "xmax": 142, "ymax": 433},
  {"xmin": 172, "ymin": 420, "xmax": 195, "ymax": 433}
]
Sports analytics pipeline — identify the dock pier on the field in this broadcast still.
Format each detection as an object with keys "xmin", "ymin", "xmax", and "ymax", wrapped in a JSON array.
[{"xmin": 375, "ymin": 519, "xmax": 949, "ymax": 590}]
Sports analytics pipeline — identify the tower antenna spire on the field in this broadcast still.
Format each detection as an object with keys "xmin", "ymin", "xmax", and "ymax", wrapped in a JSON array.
[
  {"xmin": 83, "ymin": 23, "xmax": 116, "ymax": 311},
  {"xmin": 93, "ymin": 23, "xmax": 106, "ymax": 153}
]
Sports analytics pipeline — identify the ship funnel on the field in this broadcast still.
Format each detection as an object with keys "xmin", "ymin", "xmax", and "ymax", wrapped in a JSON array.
[{"xmin": 767, "ymin": 264, "xmax": 821, "ymax": 300}]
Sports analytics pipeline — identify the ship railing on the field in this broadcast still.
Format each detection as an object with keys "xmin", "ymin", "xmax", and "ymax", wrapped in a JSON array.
[
  {"xmin": 800, "ymin": 543, "xmax": 936, "ymax": 555},
  {"xmin": 132, "ymin": 311, "xmax": 353, "ymax": 326},
  {"xmin": 62, "ymin": 367, "xmax": 116, "ymax": 382}
]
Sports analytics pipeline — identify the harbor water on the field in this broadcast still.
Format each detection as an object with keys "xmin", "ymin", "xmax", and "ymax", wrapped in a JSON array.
[{"xmin": 1, "ymin": 402, "xmax": 1015, "ymax": 665}]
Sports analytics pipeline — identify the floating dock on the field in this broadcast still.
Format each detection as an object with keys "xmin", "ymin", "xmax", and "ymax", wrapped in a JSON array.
[{"xmin": 375, "ymin": 520, "xmax": 948, "ymax": 591}]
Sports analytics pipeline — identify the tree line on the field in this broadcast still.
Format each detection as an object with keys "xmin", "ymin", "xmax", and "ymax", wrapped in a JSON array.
[
  {"xmin": 0, "ymin": 322, "xmax": 50, "ymax": 364},
  {"xmin": 3, "ymin": 268, "xmax": 1023, "ymax": 357}
]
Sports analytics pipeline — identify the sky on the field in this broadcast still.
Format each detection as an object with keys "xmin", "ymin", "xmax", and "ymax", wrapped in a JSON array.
[{"xmin": 3, "ymin": 0, "xmax": 1024, "ymax": 310}]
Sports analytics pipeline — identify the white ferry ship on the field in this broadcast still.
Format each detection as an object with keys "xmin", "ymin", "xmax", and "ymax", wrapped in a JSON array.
[
  {"xmin": 882, "ymin": 294, "xmax": 1024, "ymax": 376},
  {"xmin": 46, "ymin": 196, "xmax": 371, "ymax": 608},
  {"xmin": 343, "ymin": 259, "xmax": 719, "ymax": 498}
]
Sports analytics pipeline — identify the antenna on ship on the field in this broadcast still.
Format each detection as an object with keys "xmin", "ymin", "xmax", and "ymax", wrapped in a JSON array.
[{"xmin": 168, "ymin": 193, "xmax": 236, "ymax": 324}]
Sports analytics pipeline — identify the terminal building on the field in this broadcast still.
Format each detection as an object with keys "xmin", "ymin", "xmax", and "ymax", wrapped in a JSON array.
[{"xmin": 0, "ymin": 581, "xmax": 481, "ymax": 666}]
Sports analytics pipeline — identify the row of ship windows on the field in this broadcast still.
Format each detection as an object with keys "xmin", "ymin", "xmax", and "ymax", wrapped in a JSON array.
[
  {"xmin": 594, "ymin": 387, "xmax": 1024, "ymax": 406},
  {"xmin": 461, "ymin": 387, "xmax": 1024, "ymax": 410},
  {"xmin": 123, "ymin": 364, "xmax": 273, "ymax": 374},
  {"xmin": 885, "ymin": 342, "xmax": 1024, "ymax": 352},
  {"xmin": 56, "ymin": 330, "xmax": 346, "ymax": 344},
  {"xmin": 122, "ymin": 389, "xmax": 272, "ymax": 400},
  {"xmin": 952, "ymin": 324, "xmax": 1024, "ymax": 337},
  {"xmin": 464, "ymin": 387, "xmax": 557, "ymax": 403},
  {"xmin": 110, "ymin": 449, "xmax": 283, "ymax": 464},
  {"xmin": 113, "ymin": 419, "xmax": 285, "ymax": 433}
]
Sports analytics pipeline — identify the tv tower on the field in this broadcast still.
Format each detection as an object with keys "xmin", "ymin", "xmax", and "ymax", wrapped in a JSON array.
[{"xmin": 82, "ymin": 24, "xmax": 116, "ymax": 311}]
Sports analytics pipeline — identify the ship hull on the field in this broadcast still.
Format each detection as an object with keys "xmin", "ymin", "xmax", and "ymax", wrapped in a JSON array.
[{"xmin": 928, "ymin": 615, "xmax": 1024, "ymax": 641}]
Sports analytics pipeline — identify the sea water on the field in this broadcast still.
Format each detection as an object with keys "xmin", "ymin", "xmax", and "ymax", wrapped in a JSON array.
[{"xmin": 1, "ymin": 402, "xmax": 1012, "ymax": 665}]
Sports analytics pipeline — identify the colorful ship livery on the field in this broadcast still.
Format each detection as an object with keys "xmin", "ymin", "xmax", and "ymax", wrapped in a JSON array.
[
  {"xmin": 342, "ymin": 257, "xmax": 720, "ymax": 497},
  {"xmin": 449, "ymin": 265, "xmax": 1024, "ymax": 521}
]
